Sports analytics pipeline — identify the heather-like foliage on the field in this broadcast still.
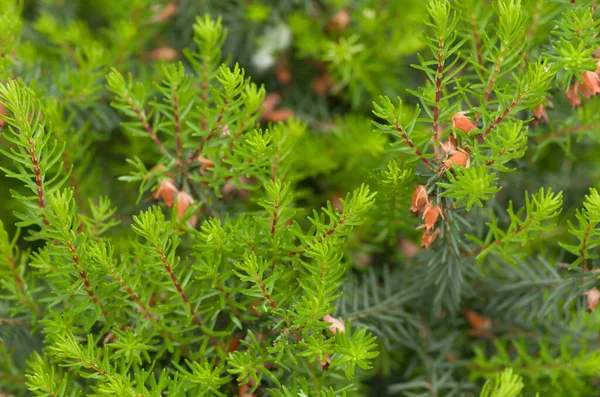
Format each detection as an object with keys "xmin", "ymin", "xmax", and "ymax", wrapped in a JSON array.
[{"xmin": 2, "ymin": 1, "xmax": 600, "ymax": 396}]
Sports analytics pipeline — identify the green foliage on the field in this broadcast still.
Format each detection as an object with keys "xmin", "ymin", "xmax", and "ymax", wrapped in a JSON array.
[
  {"xmin": 472, "ymin": 337, "xmax": 600, "ymax": 396},
  {"xmin": 551, "ymin": 2, "xmax": 600, "ymax": 88},
  {"xmin": 560, "ymin": 187, "xmax": 600, "ymax": 269},
  {"xmin": 468, "ymin": 188, "xmax": 563, "ymax": 263},
  {"xmin": 439, "ymin": 166, "xmax": 502, "ymax": 211},
  {"xmin": 3, "ymin": 0, "xmax": 600, "ymax": 396},
  {"xmin": 479, "ymin": 368, "xmax": 525, "ymax": 397}
]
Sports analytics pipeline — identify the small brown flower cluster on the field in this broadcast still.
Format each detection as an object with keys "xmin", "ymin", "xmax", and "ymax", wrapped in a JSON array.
[
  {"xmin": 585, "ymin": 287, "xmax": 600, "ymax": 312},
  {"xmin": 260, "ymin": 93, "xmax": 294, "ymax": 123},
  {"xmin": 148, "ymin": 3, "xmax": 179, "ymax": 61},
  {"xmin": 408, "ymin": 112, "xmax": 480, "ymax": 249},
  {"xmin": 151, "ymin": 166, "xmax": 198, "ymax": 228},
  {"xmin": 435, "ymin": 112, "xmax": 473, "ymax": 174},
  {"xmin": 532, "ymin": 102, "xmax": 552, "ymax": 125},
  {"xmin": 565, "ymin": 60, "xmax": 600, "ymax": 107},
  {"xmin": 411, "ymin": 185, "xmax": 444, "ymax": 248}
]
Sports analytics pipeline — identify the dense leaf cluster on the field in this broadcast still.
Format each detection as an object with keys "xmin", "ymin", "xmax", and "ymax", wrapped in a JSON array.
[{"xmin": 2, "ymin": 1, "xmax": 600, "ymax": 396}]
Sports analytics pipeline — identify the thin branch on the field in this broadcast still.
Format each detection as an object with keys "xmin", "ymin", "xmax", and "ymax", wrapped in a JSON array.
[
  {"xmin": 66, "ymin": 240, "xmax": 110, "ymax": 318},
  {"xmin": 270, "ymin": 198, "xmax": 279, "ymax": 237},
  {"xmin": 535, "ymin": 124, "xmax": 600, "ymax": 143},
  {"xmin": 155, "ymin": 246, "xmax": 219, "ymax": 345},
  {"xmin": 27, "ymin": 138, "xmax": 49, "ymax": 226},
  {"xmin": 477, "ymin": 89, "xmax": 529, "ymax": 143},
  {"xmin": 579, "ymin": 222, "xmax": 594, "ymax": 272},
  {"xmin": 433, "ymin": 38, "xmax": 445, "ymax": 141},
  {"xmin": 123, "ymin": 92, "xmax": 172, "ymax": 158},
  {"xmin": 105, "ymin": 266, "xmax": 174, "ymax": 340},
  {"xmin": 290, "ymin": 208, "xmax": 355, "ymax": 257},
  {"xmin": 253, "ymin": 273, "xmax": 276, "ymax": 308},
  {"xmin": 392, "ymin": 121, "xmax": 436, "ymax": 171},
  {"xmin": 6, "ymin": 252, "xmax": 44, "ymax": 317},
  {"xmin": 462, "ymin": 220, "xmax": 532, "ymax": 258},
  {"xmin": 185, "ymin": 99, "xmax": 229, "ymax": 165}
]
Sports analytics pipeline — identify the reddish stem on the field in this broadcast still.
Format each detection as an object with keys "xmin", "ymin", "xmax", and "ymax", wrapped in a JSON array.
[
  {"xmin": 462, "ymin": 222, "xmax": 531, "ymax": 258},
  {"xmin": 107, "ymin": 267, "xmax": 174, "ymax": 339},
  {"xmin": 270, "ymin": 198, "xmax": 279, "ymax": 237},
  {"xmin": 579, "ymin": 222, "xmax": 593, "ymax": 272},
  {"xmin": 124, "ymin": 93, "xmax": 171, "ymax": 157},
  {"xmin": 66, "ymin": 240, "xmax": 109, "ymax": 318},
  {"xmin": 536, "ymin": 124, "xmax": 600, "ymax": 143},
  {"xmin": 156, "ymin": 247, "xmax": 219, "ymax": 345},
  {"xmin": 186, "ymin": 98, "xmax": 230, "ymax": 164},
  {"xmin": 290, "ymin": 209, "xmax": 353, "ymax": 257},
  {"xmin": 433, "ymin": 40, "xmax": 445, "ymax": 141},
  {"xmin": 477, "ymin": 90, "xmax": 528, "ymax": 143},
  {"xmin": 7, "ymin": 253, "xmax": 44, "ymax": 317},
  {"xmin": 27, "ymin": 138, "xmax": 50, "ymax": 226},
  {"xmin": 254, "ymin": 274, "xmax": 276, "ymax": 308},
  {"xmin": 393, "ymin": 121, "xmax": 436, "ymax": 171}
]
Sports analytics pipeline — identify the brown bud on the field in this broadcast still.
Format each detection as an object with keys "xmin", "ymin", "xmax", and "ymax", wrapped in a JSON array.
[
  {"xmin": 176, "ymin": 191, "xmax": 196, "ymax": 227},
  {"xmin": 410, "ymin": 185, "xmax": 429, "ymax": 213},
  {"xmin": 331, "ymin": 193, "xmax": 344, "ymax": 212},
  {"xmin": 451, "ymin": 112, "xmax": 477, "ymax": 133},
  {"xmin": 356, "ymin": 252, "xmax": 372, "ymax": 268},
  {"xmin": 317, "ymin": 353, "xmax": 331, "ymax": 369},
  {"xmin": 440, "ymin": 134, "xmax": 458, "ymax": 155},
  {"xmin": 227, "ymin": 333, "xmax": 241, "ymax": 352},
  {"xmin": 196, "ymin": 155, "xmax": 215, "ymax": 172},
  {"xmin": 533, "ymin": 104, "xmax": 548, "ymax": 124},
  {"xmin": 322, "ymin": 314, "xmax": 345, "ymax": 334},
  {"xmin": 579, "ymin": 71, "xmax": 600, "ymax": 98},
  {"xmin": 149, "ymin": 164, "xmax": 166, "ymax": 173},
  {"xmin": 566, "ymin": 84, "xmax": 581, "ymax": 107},
  {"xmin": 443, "ymin": 150, "xmax": 470, "ymax": 169},
  {"xmin": 585, "ymin": 287, "xmax": 600, "ymax": 312},
  {"xmin": 463, "ymin": 309, "xmax": 493, "ymax": 338},
  {"xmin": 221, "ymin": 181, "xmax": 237, "ymax": 196},
  {"xmin": 421, "ymin": 228, "xmax": 440, "ymax": 248},
  {"xmin": 149, "ymin": 47, "xmax": 178, "ymax": 61},
  {"xmin": 463, "ymin": 309, "xmax": 491, "ymax": 330},
  {"xmin": 312, "ymin": 72, "xmax": 334, "ymax": 97},
  {"xmin": 263, "ymin": 108, "xmax": 294, "ymax": 123},
  {"xmin": 399, "ymin": 239, "xmax": 420, "ymax": 257},
  {"xmin": 153, "ymin": 179, "xmax": 177, "ymax": 207},
  {"xmin": 275, "ymin": 60, "xmax": 292, "ymax": 85},
  {"xmin": 422, "ymin": 204, "xmax": 443, "ymax": 231},
  {"xmin": 261, "ymin": 93, "xmax": 282, "ymax": 117},
  {"xmin": 152, "ymin": 2, "xmax": 178, "ymax": 23},
  {"xmin": 238, "ymin": 384, "xmax": 254, "ymax": 397},
  {"xmin": 327, "ymin": 9, "xmax": 351, "ymax": 33},
  {"xmin": 102, "ymin": 331, "xmax": 117, "ymax": 345}
]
